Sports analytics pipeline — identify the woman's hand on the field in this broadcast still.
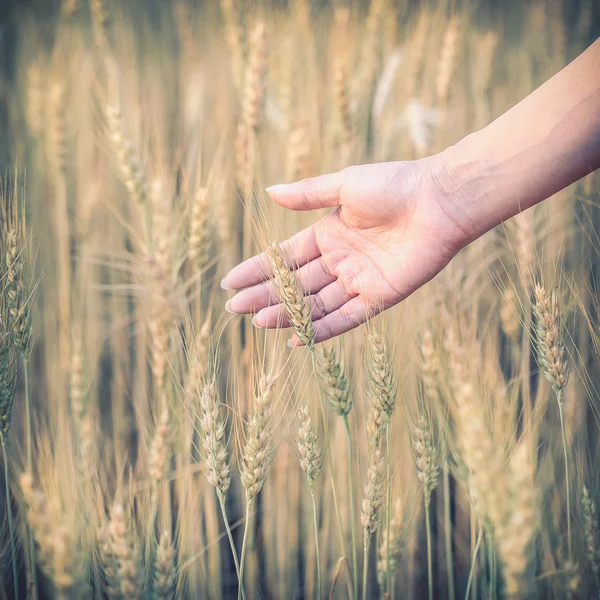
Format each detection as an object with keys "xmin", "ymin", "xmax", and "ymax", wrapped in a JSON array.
[
  {"xmin": 221, "ymin": 156, "xmax": 469, "ymax": 344},
  {"xmin": 221, "ymin": 39, "xmax": 600, "ymax": 345}
]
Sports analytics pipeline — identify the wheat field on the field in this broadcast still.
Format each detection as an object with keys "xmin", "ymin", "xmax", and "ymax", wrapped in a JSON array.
[{"xmin": 0, "ymin": 0, "xmax": 599, "ymax": 598}]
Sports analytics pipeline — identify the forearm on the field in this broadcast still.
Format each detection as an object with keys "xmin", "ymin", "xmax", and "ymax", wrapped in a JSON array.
[{"xmin": 436, "ymin": 38, "xmax": 600, "ymax": 246}]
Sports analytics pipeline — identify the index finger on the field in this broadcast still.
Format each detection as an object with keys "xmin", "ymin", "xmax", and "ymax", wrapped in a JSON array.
[{"xmin": 220, "ymin": 224, "xmax": 320, "ymax": 290}]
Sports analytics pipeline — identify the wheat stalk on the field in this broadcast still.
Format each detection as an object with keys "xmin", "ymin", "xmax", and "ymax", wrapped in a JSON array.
[
  {"xmin": 316, "ymin": 344, "xmax": 351, "ymax": 416},
  {"xmin": 420, "ymin": 329, "xmax": 454, "ymax": 600},
  {"xmin": 98, "ymin": 522, "xmax": 120, "ymax": 597},
  {"xmin": 240, "ymin": 375, "xmax": 277, "ymax": 505},
  {"xmin": 189, "ymin": 187, "xmax": 212, "ymax": 273},
  {"xmin": 198, "ymin": 381, "xmax": 245, "ymax": 598},
  {"xmin": 287, "ymin": 123, "xmax": 311, "ymax": 182},
  {"xmin": 500, "ymin": 288, "xmax": 521, "ymax": 345},
  {"xmin": 297, "ymin": 404, "xmax": 324, "ymax": 490},
  {"xmin": 106, "ymin": 98, "xmax": 147, "ymax": 207},
  {"xmin": 412, "ymin": 414, "xmax": 440, "ymax": 600},
  {"xmin": 220, "ymin": 0, "xmax": 245, "ymax": 89},
  {"xmin": 412, "ymin": 415, "xmax": 440, "ymax": 508},
  {"xmin": 376, "ymin": 499, "xmax": 407, "ymax": 593},
  {"xmin": 315, "ymin": 342, "xmax": 356, "ymax": 594},
  {"xmin": 533, "ymin": 283, "xmax": 572, "ymax": 559},
  {"xmin": 368, "ymin": 330, "xmax": 396, "ymax": 420},
  {"xmin": 495, "ymin": 441, "xmax": 537, "ymax": 599},
  {"xmin": 0, "ymin": 309, "xmax": 17, "ymax": 595},
  {"xmin": 297, "ymin": 403, "xmax": 324, "ymax": 599},
  {"xmin": 333, "ymin": 59, "xmax": 352, "ymax": 155},
  {"xmin": 361, "ymin": 445, "xmax": 385, "ymax": 600},
  {"xmin": 239, "ymin": 374, "xmax": 277, "ymax": 600},
  {"xmin": 108, "ymin": 502, "xmax": 142, "ymax": 598},
  {"xmin": 533, "ymin": 284, "xmax": 569, "ymax": 396},
  {"xmin": 235, "ymin": 21, "xmax": 267, "ymax": 187},
  {"xmin": 154, "ymin": 530, "xmax": 177, "ymax": 600},
  {"xmin": 90, "ymin": 0, "xmax": 109, "ymax": 49},
  {"xmin": 582, "ymin": 485, "xmax": 600, "ymax": 595},
  {"xmin": 436, "ymin": 15, "xmax": 462, "ymax": 105},
  {"xmin": 20, "ymin": 472, "xmax": 83, "ymax": 598},
  {"xmin": 49, "ymin": 82, "xmax": 68, "ymax": 174},
  {"xmin": 199, "ymin": 382, "xmax": 231, "ymax": 498},
  {"xmin": 25, "ymin": 60, "xmax": 45, "ymax": 136},
  {"xmin": 149, "ymin": 403, "xmax": 171, "ymax": 484}
]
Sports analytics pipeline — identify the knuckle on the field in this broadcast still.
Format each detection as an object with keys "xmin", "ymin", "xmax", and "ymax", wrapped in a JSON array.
[
  {"xmin": 314, "ymin": 319, "xmax": 333, "ymax": 342},
  {"xmin": 312, "ymin": 294, "xmax": 328, "ymax": 319}
]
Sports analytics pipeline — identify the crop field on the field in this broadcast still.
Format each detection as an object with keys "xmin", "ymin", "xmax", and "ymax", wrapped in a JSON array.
[{"xmin": 0, "ymin": 0, "xmax": 599, "ymax": 598}]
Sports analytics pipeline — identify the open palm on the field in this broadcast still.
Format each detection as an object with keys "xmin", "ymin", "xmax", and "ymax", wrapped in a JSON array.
[{"xmin": 222, "ymin": 159, "xmax": 465, "ymax": 344}]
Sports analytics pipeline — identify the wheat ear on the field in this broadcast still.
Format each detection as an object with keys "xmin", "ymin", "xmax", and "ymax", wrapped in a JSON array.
[
  {"xmin": 238, "ymin": 375, "xmax": 277, "ymax": 600},
  {"xmin": 265, "ymin": 243, "xmax": 314, "ymax": 347},
  {"xmin": 436, "ymin": 15, "xmax": 462, "ymax": 105},
  {"xmin": 412, "ymin": 414, "xmax": 440, "ymax": 600},
  {"xmin": 297, "ymin": 404, "xmax": 324, "ymax": 600},
  {"xmin": 20, "ymin": 472, "xmax": 82, "ymax": 597},
  {"xmin": 533, "ymin": 283, "xmax": 572, "ymax": 559},
  {"xmin": 315, "ymin": 342, "xmax": 356, "ymax": 592},
  {"xmin": 108, "ymin": 502, "xmax": 142, "ymax": 598},
  {"xmin": 582, "ymin": 485, "xmax": 600, "ymax": 595},
  {"xmin": 154, "ymin": 530, "xmax": 177, "ymax": 599},
  {"xmin": 149, "ymin": 403, "xmax": 171, "ymax": 485},
  {"xmin": 495, "ymin": 441, "xmax": 536, "ymax": 599},
  {"xmin": 189, "ymin": 187, "xmax": 212, "ymax": 273},
  {"xmin": 106, "ymin": 98, "xmax": 147, "ymax": 207},
  {"xmin": 316, "ymin": 344, "xmax": 351, "ymax": 416},
  {"xmin": 220, "ymin": 0, "xmax": 245, "ymax": 89},
  {"xmin": 198, "ymin": 381, "xmax": 245, "ymax": 598}
]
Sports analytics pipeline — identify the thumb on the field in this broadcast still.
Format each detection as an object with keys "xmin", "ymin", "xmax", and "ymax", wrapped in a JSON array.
[{"xmin": 266, "ymin": 169, "xmax": 347, "ymax": 211}]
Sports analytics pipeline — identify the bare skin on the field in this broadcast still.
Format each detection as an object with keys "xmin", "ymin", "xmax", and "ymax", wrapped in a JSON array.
[{"xmin": 222, "ymin": 39, "xmax": 600, "ymax": 345}]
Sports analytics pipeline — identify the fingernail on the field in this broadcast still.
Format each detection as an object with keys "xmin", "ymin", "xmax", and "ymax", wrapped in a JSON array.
[
  {"xmin": 266, "ymin": 184, "xmax": 287, "ymax": 196},
  {"xmin": 287, "ymin": 338, "xmax": 296, "ymax": 348},
  {"xmin": 225, "ymin": 300, "xmax": 234, "ymax": 313},
  {"xmin": 252, "ymin": 315, "xmax": 263, "ymax": 328},
  {"xmin": 220, "ymin": 279, "xmax": 229, "ymax": 290}
]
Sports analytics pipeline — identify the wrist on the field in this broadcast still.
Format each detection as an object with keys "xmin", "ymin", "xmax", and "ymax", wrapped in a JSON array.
[{"xmin": 427, "ymin": 131, "xmax": 504, "ymax": 248}]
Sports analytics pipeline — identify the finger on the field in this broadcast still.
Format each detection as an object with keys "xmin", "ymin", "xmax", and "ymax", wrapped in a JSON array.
[
  {"xmin": 289, "ymin": 296, "xmax": 377, "ymax": 346},
  {"xmin": 254, "ymin": 280, "xmax": 355, "ymax": 328},
  {"xmin": 227, "ymin": 257, "xmax": 336, "ymax": 315},
  {"xmin": 221, "ymin": 224, "xmax": 320, "ymax": 290},
  {"xmin": 266, "ymin": 169, "xmax": 346, "ymax": 211}
]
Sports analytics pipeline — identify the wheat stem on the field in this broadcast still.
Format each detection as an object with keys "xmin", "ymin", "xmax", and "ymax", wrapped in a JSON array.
[
  {"xmin": 24, "ymin": 360, "xmax": 38, "ymax": 599},
  {"xmin": 310, "ymin": 490, "xmax": 322, "ymax": 600},
  {"xmin": 487, "ymin": 531, "xmax": 496, "ymax": 600},
  {"xmin": 343, "ymin": 414, "xmax": 358, "ymax": 599},
  {"xmin": 362, "ymin": 533, "xmax": 371, "ymax": 600},
  {"xmin": 2, "ymin": 440, "xmax": 18, "ymax": 599},
  {"xmin": 465, "ymin": 526, "xmax": 483, "ymax": 600},
  {"xmin": 425, "ymin": 495, "xmax": 433, "ymax": 600},
  {"xmin": 443, "ymin": 461, "xmax": 455, "ymax": 600},
  {"xmin": 23, "ymin": 361, "xmax": 31, "ymax": 467},
  {"xmin": 218, "ymin": 496, "xmax": 246, "ymax": 600},
  {"xmin": 557, "ymin": 395, "xmax": 572, "ymax": 560},
  {"xmin": 385, "ymin": 423, "xmax": 392, "ymax": 595},
  {"xmin": 238, "ymin": 505, "xmax": 251, "ymax": 600},
  {"xmin": 310, "ymin": 351, "xmax": 349, "ymax": 563}
]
